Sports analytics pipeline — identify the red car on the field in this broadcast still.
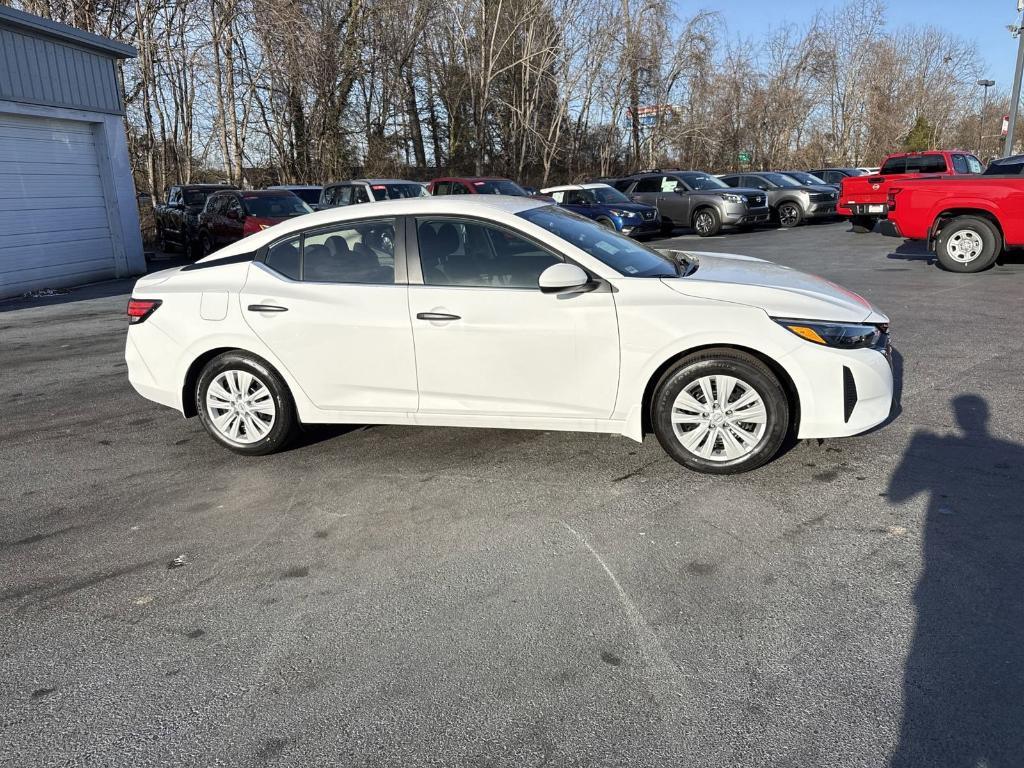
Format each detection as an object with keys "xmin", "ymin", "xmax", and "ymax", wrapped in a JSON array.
[
  {"xmin": 197, "ymin": 189, "xmax": 312, "ymax": 257},
  {"xmin": 839, "ymin": 150, "xmax": 983, "ymax": 233},
  {"xmin": 882, "ymin": 154, "xmax": 1024, "ymax": 272},
  {"xmin": 427, "ymin": 176, "xmax": 551, "ymax": 200}
]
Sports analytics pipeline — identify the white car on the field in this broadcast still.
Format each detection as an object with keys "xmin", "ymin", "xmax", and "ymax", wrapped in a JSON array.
[{"xmin": 125, "ymin": 196, "xmax": 893, "ymax": 474}]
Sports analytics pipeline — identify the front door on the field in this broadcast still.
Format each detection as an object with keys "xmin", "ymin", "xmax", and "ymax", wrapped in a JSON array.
[
  {"xmin": 240, "ymin": 217, "xmax": 418, "ymax": 412},
  {"xmin": 408, "ymin": 217, "xmax": 619, "ymax": 418}
]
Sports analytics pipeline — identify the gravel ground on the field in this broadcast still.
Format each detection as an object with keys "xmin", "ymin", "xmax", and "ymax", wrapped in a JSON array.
[{"xmin": 2, "ymin": 221, "xmax": 1022, "ymax": 767}]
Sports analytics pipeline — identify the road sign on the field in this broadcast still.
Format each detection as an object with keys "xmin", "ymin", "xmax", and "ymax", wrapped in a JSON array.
[{"xmin": 738, "ymin": 151, "xmax": 752, "ymax": 164}]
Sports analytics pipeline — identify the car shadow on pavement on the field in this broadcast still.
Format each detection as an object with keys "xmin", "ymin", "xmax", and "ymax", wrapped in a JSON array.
[
  {"xmin": 885, "ymin": 241, "xmax": 934, "ymax": 265},
  {"xmin": 886, "ymin": 394, "xmax": 1024, "ymax": 766}
]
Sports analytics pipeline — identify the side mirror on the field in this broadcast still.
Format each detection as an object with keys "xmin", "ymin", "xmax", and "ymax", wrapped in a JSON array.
[{"xmin": 539, "ymin": 263, "xmax": 592, "ymax": 294}]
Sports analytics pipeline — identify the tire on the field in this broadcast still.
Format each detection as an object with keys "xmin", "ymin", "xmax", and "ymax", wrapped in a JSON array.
[
  {"xmin": 660, "ymin": 217, "xmax": 675, "ymax": 236},
  {"xmin": 195, "ymin": 352, "xmax": 299, "ymax": 456},
  {"xmin": 651, "ymin": 349, "xmax": 789, "ymax": 474},
  {"xmin": 596, "ymin": 217, "xmax": 616, "ymax": 230},
  {"xmin": 850, "ymin": 215, "xmax": 876, "ymax": 233},
  {"xmin": 157, "ymin": 228, "xmax": 175, "ymax": 254},
  {"xmin": 692, "ymin": 207, "xmax": 722, "ymax": 237},
  {"xmin": 183, "ymin": 237, "xmax": 197, "ymax": 261},
  {"xmin": 777, "ymin": 201, "xmax": 803, "ymax": 228},
  {"xmin": 935, "ymin": 216, "xmax": 1000, "ymax": 273}
]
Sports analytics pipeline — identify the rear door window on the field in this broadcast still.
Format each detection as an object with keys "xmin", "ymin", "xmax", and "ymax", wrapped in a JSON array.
[
  {"xmin": 634, "ymin": 176, "xmax": 663, "ymax": 193},
  {"xmin": 951, "ymin": 154, "xmax": 969, "ymax": 174},
  {"xmin": 881, "ymin": 157, "xmax": 907, "ymax": 174}
]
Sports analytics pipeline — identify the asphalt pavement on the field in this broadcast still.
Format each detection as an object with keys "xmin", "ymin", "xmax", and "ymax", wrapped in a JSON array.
[{"xmin": 2, "ymin": 222, "xmax": 1022, "ymax": 767}]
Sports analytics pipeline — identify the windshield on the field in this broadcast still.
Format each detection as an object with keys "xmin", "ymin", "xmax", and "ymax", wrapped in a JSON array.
[
  {"xmin": 370, "ymin": 183, "xmax": 428, "ymax": 201},
  {"xmin": 183, "ymin": 189, "xmax": 213, "ymax": 207},
  {"xmin": 785, "ymin": 172, "xmax": 825, "ymax": 185},
  {"xmin": 588, "ymin": 186, "xmax": 631, "ymax": 204},
  {"xmin": 287, "ymin": 188, "xmax": 322, "ymax": 205},
  {"xmin": 759, "ymin": 173, "xmax": 801, "ymax": 188},
  {"xmin": 678, "ymin": 173, "xmax": 729, "ymax": 190},
  {"xmin": 242, "ymin": 194, "xmax": 312, "ymax": 218},
  {"xmin": 473, "ymin": 179, "xmax": 528, "ymax": 196},
  {"xmin": 518, "ymin": 206, "xmax": 678, "ymax": 278}
]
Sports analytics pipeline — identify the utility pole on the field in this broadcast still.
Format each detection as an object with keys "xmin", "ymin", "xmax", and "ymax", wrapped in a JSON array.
[{"xmin": 1004, "ymin": 2, "xmax": 1024, "ymax": 156}]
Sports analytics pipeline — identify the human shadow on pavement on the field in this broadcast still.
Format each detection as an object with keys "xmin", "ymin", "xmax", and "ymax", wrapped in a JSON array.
[{"xmin": 887, "ymin": 394, "xmax": 1024, "ymax": 767}]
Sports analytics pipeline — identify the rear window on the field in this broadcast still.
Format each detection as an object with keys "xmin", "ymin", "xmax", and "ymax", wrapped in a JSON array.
[
  {"xmin": 242, "ymin": 194, "xmax": 312, "ymax": 218},
  {"xmin": 883, "ymin": 155, "xmax": 947, "ymax": 174},
  {"xmin": 370, "ymin": 183, "xmax": 427, "ymax": 201},
  {"xmin": 183, "ymin": 189, "xmax": 213, "ymax": 206}
]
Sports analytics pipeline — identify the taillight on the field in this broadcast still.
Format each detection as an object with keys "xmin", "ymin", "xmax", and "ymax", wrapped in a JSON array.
[
  {"xmin": 887, "ymin": 189, "xmax": 899, "ymax": 212},
  {"xmin": 243, "ymin": 217, "xmax": 274, "ymax": 236},
  {"xmin": 127, "ymin": 298, "xmax": 161, "ymax": 324}
]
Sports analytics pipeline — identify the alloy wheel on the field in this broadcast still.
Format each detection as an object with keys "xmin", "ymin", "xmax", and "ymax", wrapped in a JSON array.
[
  {"xmin": 670, "ymin": 374, "xmax": 767, "ymax": 462},
  {"xmin": 779, "ymin": 204, "xmax": 799, "ymax": 227},
  {"xmin": 695, "ymin": 212, "xmax": 714, "ymax": 235},
  {"xmin": 946, "ymin": 229, "xmax": 983, "ymax": 263},
  {"xmin": 205, "ymin": 370, "xmax": 276, "ymax": 445}
]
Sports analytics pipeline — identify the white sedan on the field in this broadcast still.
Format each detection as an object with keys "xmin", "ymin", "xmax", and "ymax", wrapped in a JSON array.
[{"xmin": 125, "ymin": 196, "xmax": 893, "ymax": 474}]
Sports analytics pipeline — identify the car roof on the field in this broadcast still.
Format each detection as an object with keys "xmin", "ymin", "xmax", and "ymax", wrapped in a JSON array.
[
  {"xmin": 180, "ymin": 183, "xmax": 235, "ymax": 189},
  {"xmin": 579, "ymin": 182, "xmax": 613, "ymax": 190},
  {"xmin": 432, "ymin": 176, "xmax": 511, "ymax": 182},
  {"xmin": 267, "ymin": 184, "xmax": 322, "ymax": 189}
]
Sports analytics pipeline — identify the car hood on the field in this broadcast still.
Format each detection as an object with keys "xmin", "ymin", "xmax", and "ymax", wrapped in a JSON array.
[
  {"xmin": 601, "ymin": 202, "xmax": 656, "ymax": 214},
  {"xmin": 657, "ymin": 250, "xmax": 887, "ymax": 324}
]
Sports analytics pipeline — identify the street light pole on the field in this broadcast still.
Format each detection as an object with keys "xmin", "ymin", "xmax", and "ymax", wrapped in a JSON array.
[{"xmin": 978, "ymin": 79, "xmax": 995, "ymax": 157}]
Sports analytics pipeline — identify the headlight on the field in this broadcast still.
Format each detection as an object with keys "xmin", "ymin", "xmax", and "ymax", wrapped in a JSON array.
[
  {"xmin": 608, "ymin": 208, "xmax": 633, "ymax": 217},
  {"xmin": 722, "ymin": 193, "xmax": 748, "ymax": 204},
  {"xmin": 774, "ymin": 318, "xmax": 888, "ymax": 350}
]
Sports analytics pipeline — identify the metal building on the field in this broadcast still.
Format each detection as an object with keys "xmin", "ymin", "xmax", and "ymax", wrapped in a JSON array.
[{"xmin": 0, "ymin": 5, "xmax": 144, "ymax": 300}]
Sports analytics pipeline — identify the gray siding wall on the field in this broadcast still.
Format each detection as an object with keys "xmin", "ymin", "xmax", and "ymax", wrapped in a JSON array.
[{"xmin": 0, "ymin": 26, "xmax": 123, "ymax": 115}]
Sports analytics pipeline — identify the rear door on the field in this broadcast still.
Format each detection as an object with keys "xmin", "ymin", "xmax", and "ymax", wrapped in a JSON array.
[{"xmin": 240, "ymin": 216, "xmax": 417, "ymax": 412}]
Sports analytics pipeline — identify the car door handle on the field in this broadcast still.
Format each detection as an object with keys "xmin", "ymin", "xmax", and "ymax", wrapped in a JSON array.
[
  {"xmin": 247, "ymin": 304, "xmax": 288, "ymax": 312},
  {"xmin": 416, "ymin": 312, "xmax": 460, "ymax": 321}
]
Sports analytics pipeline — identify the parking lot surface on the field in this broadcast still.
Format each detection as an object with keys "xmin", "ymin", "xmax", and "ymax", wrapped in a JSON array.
[{"xmin": 2, "ymin": 222, "xmax": 1022, "ymax": 767}]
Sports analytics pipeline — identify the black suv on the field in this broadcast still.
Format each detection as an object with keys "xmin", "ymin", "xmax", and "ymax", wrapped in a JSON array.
[{"xmin": 613, "ymin": 171, "xmax": 770, "ymax": 236}]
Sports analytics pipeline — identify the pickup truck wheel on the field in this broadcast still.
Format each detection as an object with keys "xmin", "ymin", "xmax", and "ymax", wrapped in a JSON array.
[
  {"xmin": 777, "ymin": 202, "xmax": 802, "ymax": 228},
  {"xmin": 850, "ymin": 215, "xmax": 875, "ymax": 233},
  {"xmin": 692, "ymin": 207, "xmax": 722, "ymax": 237},
  {"xmin": 935, "ymin": 216, "xmax": 1000, "ymax": 273}
]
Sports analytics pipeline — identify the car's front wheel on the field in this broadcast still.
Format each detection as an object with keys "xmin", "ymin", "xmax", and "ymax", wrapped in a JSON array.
[
  {"xmin": 692, "ymin": 207, "xmax": 722, "ymax": 237},
  {"xmin": 652, "ymin": 349, "xmax": 789, "ymax": 474},
  {"xmin": 935, "ymin": 215, "xmax": 1000, "ymax": 273},
  {"xmin": 196, "ymin": 352, "xmax": 299, "ymax": 455},
  {"xmin": 777, "ymin": 202, "xmax": 802, "ymax": 228}
]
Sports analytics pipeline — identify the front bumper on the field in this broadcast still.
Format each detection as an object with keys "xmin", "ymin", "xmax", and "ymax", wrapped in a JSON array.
[
  {"xmin": 787, "ymin": 343, "xmax": 894, "ymax": 440},
  {"xmin": 620, "ymin": 215, "xmax": 661, "ymax": 236},
  {"xmin": 721, "ymin": 204, "xmax": 771, "ymax": 226},
  {"xmin": 806, "ymin": 202, "xmax": 837, "ymax": 218}
]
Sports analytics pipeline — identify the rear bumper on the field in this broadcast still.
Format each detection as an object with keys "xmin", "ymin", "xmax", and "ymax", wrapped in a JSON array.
[{"xmin": 840, "ymin": 202, "xmax": 888, "ymax": 218}]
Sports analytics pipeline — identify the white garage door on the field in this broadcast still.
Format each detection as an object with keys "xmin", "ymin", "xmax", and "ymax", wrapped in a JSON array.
[{"xmin": 0, "ymin": 112, "xmax": 117, "ymax": 297}]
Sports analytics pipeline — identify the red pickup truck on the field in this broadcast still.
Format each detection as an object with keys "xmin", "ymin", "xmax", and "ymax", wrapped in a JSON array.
[
  {"xmin": 839, "ymin": 150, "xmax": 983, "ymax": 233},
  {"xmin": 881, "ymin": 155, "xmax": 1024, "ymax": 272}
]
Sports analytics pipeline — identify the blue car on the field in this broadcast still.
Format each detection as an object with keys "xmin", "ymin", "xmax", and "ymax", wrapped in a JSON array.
[{"xmin": 540, "ymin": 183, "xmax": 661, "ymax": 237}]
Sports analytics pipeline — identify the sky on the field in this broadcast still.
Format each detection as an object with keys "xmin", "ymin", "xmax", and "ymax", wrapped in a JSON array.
[{"xmin": 700, "ymin": 0, "xmax": 1020, "ymax": 89}]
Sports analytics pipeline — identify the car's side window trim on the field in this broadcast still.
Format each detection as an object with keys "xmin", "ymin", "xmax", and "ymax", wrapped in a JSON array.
[
  {"xmin": 256, "ymin": 215, "xmax": 408, "ymax": 285},
  {"xmin": 407, "ymin": 213, "xmax": 598, "ymax": 291}
]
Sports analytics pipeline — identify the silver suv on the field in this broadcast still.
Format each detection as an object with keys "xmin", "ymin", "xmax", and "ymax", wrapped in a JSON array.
[
  {"xmin": 718, "ymin": 172, "xmax": 838, "ymax": 228},
  {"xmin": 319, "ymin": 178, "xmax": 427, "ymax": 208},
  {"xmin": 614, "ymin": 171, "xmax": 770, "ymax": 236}
]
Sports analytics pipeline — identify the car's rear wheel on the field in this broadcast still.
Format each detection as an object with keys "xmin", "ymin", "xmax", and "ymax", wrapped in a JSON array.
[
  {"xmin": 777, "ymin": 202, "xmax": 802, "ymax": 228},
  {"xmin": 935, "ymin": 215, "xmax": 1000, "ymax": 273},
  {"xmin": 692, "ymin": 207, "xmax": 722, "ymax": 237},
  {"xmin": 850, "ymin": 215, "xmax": 875, "ymax": 233},
  {"xmin": 652, "ymin": 349, "xmax": 789, "ymax": 474},
  {"xmin": 196, "ymin": 352, "xmax": 298, "ymax": 455}
]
